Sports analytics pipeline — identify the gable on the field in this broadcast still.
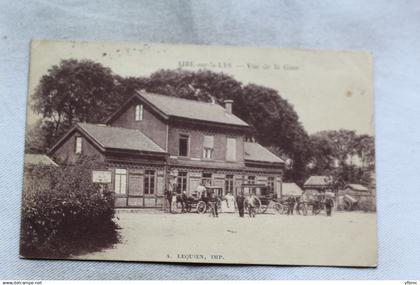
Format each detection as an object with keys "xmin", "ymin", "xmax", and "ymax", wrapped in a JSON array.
[
  {"xmin": 106, "ymin": 91, "xmax": 249, "ymax": 129},
  {"xmin": 49, "ymin": 128, "xmax": 104, "ymax": 164}
]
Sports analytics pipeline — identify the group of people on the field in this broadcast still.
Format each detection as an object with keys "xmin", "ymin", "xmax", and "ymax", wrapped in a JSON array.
[
  {"xmin": 163, "ymin": 188, "xmax": 189, "ymax": 214},
  {"xmin": 164, "ymin": 180, "xmax": 335, "ymax": 217},
  {"xmin": 285, "ymin": 194, "xmax": 335, "ymax": 216},
  {"xmin": 163, "ymin": 181, "xmax": 260, "ymax": 218}
]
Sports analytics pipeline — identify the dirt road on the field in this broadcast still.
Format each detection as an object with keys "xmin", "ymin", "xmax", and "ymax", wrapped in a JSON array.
[{"xmin": 77, "ymin": 210, "xmax": 377, "ymax": 266}]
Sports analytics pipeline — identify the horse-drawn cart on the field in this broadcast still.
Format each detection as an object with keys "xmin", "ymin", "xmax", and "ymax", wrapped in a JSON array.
[
  {"xmin": 239, "ymin": 183, "xmax": 283, "ymax": 214},
  {"xmin": 296, "ymin": 192, "xmax": 335, "ymax": 215},
  {"xmin": 184, "ymin": 185, "xmax": 223, "ymax": 214}
]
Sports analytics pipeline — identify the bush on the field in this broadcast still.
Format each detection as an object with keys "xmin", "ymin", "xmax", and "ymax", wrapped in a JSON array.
[
  {"xmin": 20, "ymin": 156, "xmax": 119, "ymax": 258},
  {"xmin": 356, "ymin": 196, "xmax": 376, "ymax": 212}
]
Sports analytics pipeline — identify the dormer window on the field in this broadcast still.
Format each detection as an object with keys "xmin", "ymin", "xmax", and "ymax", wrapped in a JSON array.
[
  {"xmin": 75, "ymin": 136, "xmax": 82, "ymax": 154},
  {"xmin": 135, "ymin": 104, "xmax": 143, "ymax": 121}
]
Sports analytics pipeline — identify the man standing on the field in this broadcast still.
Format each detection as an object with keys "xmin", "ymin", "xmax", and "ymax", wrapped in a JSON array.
[
  {"xmin": 236, "ymin": 192, "xmax": 245, "ymax": 218},
  {"xmin": 169, "ymin": 179, "xmax": 178, "ymax": 213},
  {"xmin": 208, "ymin": 191, "xmax": 219, "ymax": 218},
  {"xmin": 287, "ymin": 196, "xmax": 296, "ymax": 215},
  {"xmin": 245, "ymin": 194, "xmax": 257, "ymax": 218},
  {"xmin": 325, "ymin": 196, "xmax": 334, "ymax": 216},
  {"xmin": 181, "ymin": 190, "xmax": 188, "ymax": 213},
  {"xmin": 196, "ymin": 182, "xmax": 206, "ymax": 199},
  {"xmin": 164, "ymin": 188, "xmax": 173, "ymax": 213}
]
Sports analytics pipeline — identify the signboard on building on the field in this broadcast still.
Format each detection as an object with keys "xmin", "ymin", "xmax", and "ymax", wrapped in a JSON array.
[{"xmin": 92, "ymin": 170, "xmax": 112, "ymax": 183}]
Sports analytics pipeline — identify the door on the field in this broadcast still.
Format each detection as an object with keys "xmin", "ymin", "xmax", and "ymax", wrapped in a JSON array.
[{"xmin": 128, "ymin": 174, "xmax": 144, "ymax": 207}]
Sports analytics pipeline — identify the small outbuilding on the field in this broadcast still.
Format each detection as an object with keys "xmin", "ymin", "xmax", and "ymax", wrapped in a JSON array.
[
  {"xmin": 280, "ymin": 182, "xmax": 303, "ymax": 198},
  {"xmin": 303, "ymin": 175, "xmax": 333, "ymax": 195},
  {"xmin": 342, "ymin": 183, "xmax": 371, "ymax": 197},
  {"xmin": 25, "ymin": 153, "xmax": 59, "ymax": 167}
]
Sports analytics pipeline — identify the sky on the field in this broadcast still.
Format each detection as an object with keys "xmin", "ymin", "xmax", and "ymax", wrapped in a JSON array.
[{"xmin": 27, "ymin": 40, "xmax": 374, "ymax": 135}]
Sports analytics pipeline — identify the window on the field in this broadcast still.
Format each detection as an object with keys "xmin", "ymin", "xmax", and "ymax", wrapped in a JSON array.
[
  {"xmin": 114, "ymin": 169, "xmax": 127, "ymax": 195},
  {"xmin": 247, "ymin": 176, "xmax": 255, "ymax": 184},
  {"xmin": 75, "ymin": 136, "xmax": 82, "ymax": 154},
  {"xmin": 177, "ymin": 172, "xmax": 188, "ymax": 194},
  {"xmin": 225, "ymin": 175, "xmax": 234, "ymax": 194},
  {"xmin": 226, "ymin": 138, "xmax": 236, "ymax": 161},
  {"xmin": 135, "ymin": 104, "xmax": 143, "ymax": 121},
  {"xmin": 203, "ymin": 135, "xmax": 214, "ymax": 159},
  {"xmin": 202, "ymin": 172, "xmax": 212, "ymax": 187},
  {"xmin": 144, "ymin": 170, "xmax": 155, "ymax": 195},
  {"xmin": 268, "ymin": 177, "xmax": 275, "ymax": 194},
  {"xmin": 179, "ymin": 134, "xmax": 189, "ymax": 157}
]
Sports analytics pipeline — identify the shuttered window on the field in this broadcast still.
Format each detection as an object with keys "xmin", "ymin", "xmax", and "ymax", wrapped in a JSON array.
[
  {"xmin": 203, "ymin": 135, "xmax": 214, "ymax": 159},
  {"xmin": 226, "ymin": 138, "xmax": 237, "ymax": 161}
]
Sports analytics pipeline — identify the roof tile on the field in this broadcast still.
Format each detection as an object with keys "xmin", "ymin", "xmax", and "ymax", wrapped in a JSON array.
[
  {"xmin": 244, "ymin": 142, "xmax": 284, "ymax": 164},
  {"xmin": 140, "ymin": 92, "xmax": 249, "ymax": 127},
  {"xmin": 78, "ymin": 123, "xmax": 166, "ymax": 153}
]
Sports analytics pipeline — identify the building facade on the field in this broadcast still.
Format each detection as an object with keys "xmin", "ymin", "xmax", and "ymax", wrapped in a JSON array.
[{"xmin": 49, "ymin": 91, "xmax": 285, "ymax": 208}]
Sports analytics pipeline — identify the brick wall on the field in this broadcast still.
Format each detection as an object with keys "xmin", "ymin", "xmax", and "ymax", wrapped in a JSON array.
[
  {"xmin": 52, "ymin": 131, "xmax": 104, "ymax": 164},
  {"xmin": 110, "ymin": 104, "xmax": 168, "ymax": 150},
  {"xmin": 167, "ymin": 126, "xmax": 245, "ymax": 162}
]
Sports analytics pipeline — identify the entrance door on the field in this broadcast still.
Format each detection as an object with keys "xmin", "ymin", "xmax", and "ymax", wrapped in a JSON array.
[{"xmin": 128, "ymin": 174, "xmax": 144, "ymax": 207}]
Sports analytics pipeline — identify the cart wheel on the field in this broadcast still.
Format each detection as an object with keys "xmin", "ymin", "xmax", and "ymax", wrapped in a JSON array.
[
  {"xmin": 196, "ymin": 201, "xmax": 207, "ymax": 214},
  {"xmin": 344, "ymin": 200, "xmax": 352, "ymax": 211},
  {"xmin": 272, "ymin": 202, "xmax": 283, "ymax": 214},
  {"xmin": 260, "ymin": 204, "xmax": 268, "ymax": 214}
]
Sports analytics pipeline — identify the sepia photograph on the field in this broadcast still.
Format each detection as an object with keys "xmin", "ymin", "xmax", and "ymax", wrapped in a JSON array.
[{"xmin": 21, "ymin": 40, "xmax": 376, "ymax": 266}]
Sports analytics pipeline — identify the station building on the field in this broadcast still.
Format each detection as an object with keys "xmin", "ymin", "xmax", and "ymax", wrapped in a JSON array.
[{"xmin": 49, "ymin": 91, "xmax": 285, "ymax": 208}]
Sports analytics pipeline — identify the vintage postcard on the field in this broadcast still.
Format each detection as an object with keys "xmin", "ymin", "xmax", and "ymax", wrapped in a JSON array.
[{"xmin": 21, "ymin": 40, "xmax": 376, "ymax": 266}]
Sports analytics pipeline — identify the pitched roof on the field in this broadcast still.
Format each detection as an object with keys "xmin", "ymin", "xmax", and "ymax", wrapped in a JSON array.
[
  {"xmin": 304, "ymin": 175, "xmax": 333, "ymax": 187},
  {"xmin": 282, "ymin": 183, "xmax": 303, "ymax": 196},
  {"xmin": 77, "ymin": 123, "xmax": 166, "ymax": 154},
  {"xmin": 244, "ymin": 142, "xmax": 284, "ymax": 164},
  {"xmin": 25, "ymin": 154, "xmax": 58, "ymax": 166},
  {"xmin": 139, "ymin": 92, "xmax": 249, "ymax": 127},
  {"xmin": 345, "ymin": 184, "xmax": 369, "ymax": 191}
]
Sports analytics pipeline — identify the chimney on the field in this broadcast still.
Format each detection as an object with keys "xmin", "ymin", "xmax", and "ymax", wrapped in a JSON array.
[{"xmin": 224, "ymin": 99, "xmax": 233, "ymax": 114}]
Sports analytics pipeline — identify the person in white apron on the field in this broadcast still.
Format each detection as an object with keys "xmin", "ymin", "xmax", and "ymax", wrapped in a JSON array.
[{"xmin": 222, "ymin": 192, "xmax": 235, "ymax": 213}]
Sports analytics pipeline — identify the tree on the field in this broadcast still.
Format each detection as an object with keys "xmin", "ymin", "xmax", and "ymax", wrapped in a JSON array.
[
  {"xmin": 31, "ymin": 59, "xmax": 120, "ymax": 150},
  {"xmin": 30, "ymin": 63, "xmax": 329, "ymax": 184},
  {"xmin": 146, "ymin": 69, "xmax": 243, "ymax": 103},
  {"xmin": 308, "ymin": 130, "xmax": 375, "ymax": 186},
  {"xmin": 354, "ymin": 134, "xmax": 375, "ymax": 168},
  {"xmin": 25, "ymin": 119, "xmax": 49, "ymax": 153},
  {"xmin": 21, "ymin": 156, "xmax": 118, "ymax": 258}
]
